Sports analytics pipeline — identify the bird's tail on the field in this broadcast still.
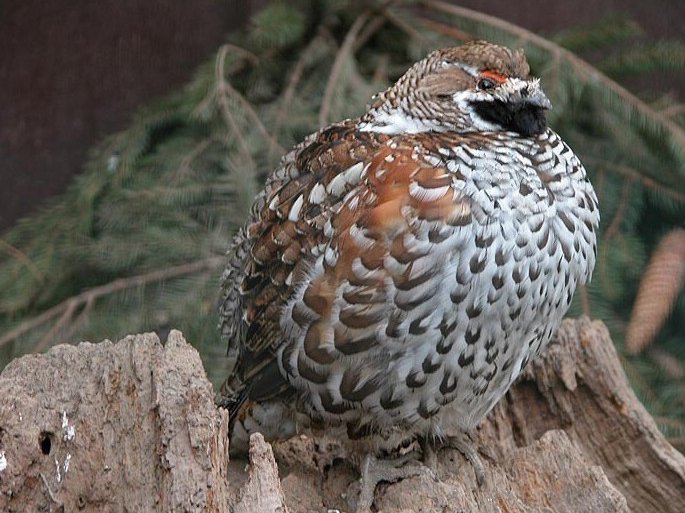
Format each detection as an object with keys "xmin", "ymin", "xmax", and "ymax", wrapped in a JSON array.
[
  {"xmin": 216, "ymin": 376, "xmax": 299, "ymax": 456},
  {"xmin": 216, "ymin": 375, "xmax": 249, "ymax": 430}
]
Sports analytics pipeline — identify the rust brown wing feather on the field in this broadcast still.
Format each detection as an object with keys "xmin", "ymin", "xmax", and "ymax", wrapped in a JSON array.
[{"xmin": 218, "ymin": 120, "xmax": 389, "ymax": 403}]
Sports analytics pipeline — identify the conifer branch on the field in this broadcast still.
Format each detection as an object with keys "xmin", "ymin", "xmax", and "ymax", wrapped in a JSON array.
[
  {"xmin": 381, "ymin": 8, "xmax": 428, "ymax": 45},
  {"xmin": 0, "ymin": 239, "xmax": 44, "ymax": 283},
  {"xmin": 270, "ymin": 27, "xmax": 329, "ymax": 161},
  {"xmin": 175, "ymin": 137, "xmax": 221, "ymax": 180},
  {"xmin": 0, "ymin": 257, "xmax": 224, "ymax": 351},
  {"xmin": 352, "ymin": 15, "xmax": 387, "ymax": 53},
  {"xmin": 584, "ymin": 157, "xmax": 685, "ymax": 205},
  {"xmin": 660, "ymin": 104, "xmax": 685, "ymax": 118},
  {"xmin": 604, "ymin": 178, "xmax": 634, "ymax": 241},
  {"xmin": 215, "ymin": 45, "xmax": 284, "ymax": 155},
  {"xmin": 319, "ymin": 12, "xmax": 370, "ymax": 126},
  {"xmin": 417, "ymin": 17, "xmax": 472, "ymax": 42}
]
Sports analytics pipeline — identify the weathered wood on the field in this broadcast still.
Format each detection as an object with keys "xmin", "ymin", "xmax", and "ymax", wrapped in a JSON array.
[
  {"xmin": 0, "ymin": 318, "xmax": 683, "ymax": 512},
  {"xmin": 233, "ymin": 433, "xmax": 289, "ymax": 513},
  {"xmin": 486, "ymin": 317, "xmax": 685, "ymax": 513},
  {"xmin": 260, "ymin": 317, "xmax": 685, "ymax": 512},
  {"xmin": 0, "ymin": 331, "xmax": 233, "ymax": 512}
]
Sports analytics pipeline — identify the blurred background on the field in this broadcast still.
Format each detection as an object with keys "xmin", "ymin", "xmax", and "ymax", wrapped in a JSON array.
[
  {"xmin": 1, "ymin": 1, "xmax": 684, "ymax": 447},
  {"xmin": 2, "ymin": 0, "xmax": 683, "ymax": 230}
]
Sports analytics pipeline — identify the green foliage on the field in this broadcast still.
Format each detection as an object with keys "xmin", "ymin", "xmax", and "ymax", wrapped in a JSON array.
[
  {"xmin": 247, "ymin": 1, "xmax": 308, "ymax": 49},
  {"xmin": 600, "ymin": 41, "xmax": 685, "ymax": 78},
  {"xmin": 0, "ymin": 0, "xmax": 684, "ymax": 447},
  {"xmin": 552, "ymin": 17, "xmax": 642, "ymax": 52}
]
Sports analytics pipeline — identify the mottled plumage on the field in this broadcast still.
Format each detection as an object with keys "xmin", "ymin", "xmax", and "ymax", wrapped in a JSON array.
[{"xmin": 217, "ymin": 40, "xmax": 599, "ymax": 508}]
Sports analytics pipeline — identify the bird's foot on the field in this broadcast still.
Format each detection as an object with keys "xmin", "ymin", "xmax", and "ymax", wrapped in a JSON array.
[
  {"xmin": 349, "ymin": 452, "xmax": 434, "ymax": 513},
  {"xmin": 422, "ymin": 432, "xmax": 486, "ymax": 486}
]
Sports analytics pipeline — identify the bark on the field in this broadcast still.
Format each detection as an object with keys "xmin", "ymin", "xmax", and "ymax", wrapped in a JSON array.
[{"xmin": 0, "ymin": 318, "xmax": 683, "ymax": 512}]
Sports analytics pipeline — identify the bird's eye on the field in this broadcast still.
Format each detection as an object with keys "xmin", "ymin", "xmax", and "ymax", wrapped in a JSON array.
[{"xmin": 477, "ymin": 78, "xmax": 496, "ymax": 90}]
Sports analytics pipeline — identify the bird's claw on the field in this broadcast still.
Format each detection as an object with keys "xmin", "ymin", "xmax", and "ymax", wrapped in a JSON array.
[{"xmin": 350, "ymin": 452, "xmax": 431, "ymax": 513}]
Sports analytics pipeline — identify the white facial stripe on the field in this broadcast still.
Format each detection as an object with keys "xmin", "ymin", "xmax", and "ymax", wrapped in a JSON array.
[
  {"xmin": 358, "ymin": 109, "xmax": 448, "ymax": 134},
  {"xmin": 358, "ymin": 68, "xmax": 546, "ymax": 135}
]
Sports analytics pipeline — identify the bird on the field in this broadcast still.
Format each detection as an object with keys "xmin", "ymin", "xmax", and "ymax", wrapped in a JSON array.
[{"xmin": 217, "ymin": 40, "xmax": 599, "ymax": 511}]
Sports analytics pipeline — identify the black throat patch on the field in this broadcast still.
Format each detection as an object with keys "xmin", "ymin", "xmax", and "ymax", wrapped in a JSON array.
[{"xmin": 472, "ymin": 100, "xmax": 547, "ymax": 136}]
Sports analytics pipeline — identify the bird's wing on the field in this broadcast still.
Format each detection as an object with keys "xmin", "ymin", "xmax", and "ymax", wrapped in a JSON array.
[
  {"xmin": 218, "ymin": 120, "xmax": 390, "ymax": 402},
  {"xmin": 277, "ymin": 135, "xmax": 476, "ymax": 416}
]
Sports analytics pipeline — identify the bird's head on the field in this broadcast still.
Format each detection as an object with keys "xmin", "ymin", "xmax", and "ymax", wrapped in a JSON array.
[{"xmin": 359, "ymin": 41, "xmax": 551, "ymax": 136}]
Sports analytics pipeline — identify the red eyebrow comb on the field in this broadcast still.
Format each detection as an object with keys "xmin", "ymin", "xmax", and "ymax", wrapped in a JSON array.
[{"xmin": 480, "ymin": 70, "xmax": 507, "ymax": 84}]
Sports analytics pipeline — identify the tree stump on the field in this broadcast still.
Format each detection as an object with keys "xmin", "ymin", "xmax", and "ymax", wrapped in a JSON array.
[{"xmin": 0, "ymin": 318, "xmax": 683, "ymax": 512}]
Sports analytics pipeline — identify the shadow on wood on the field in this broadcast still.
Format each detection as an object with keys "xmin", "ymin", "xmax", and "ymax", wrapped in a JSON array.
[{"xmin": 0, "ymin": 318, "xmax": 683, "ymax": 512}]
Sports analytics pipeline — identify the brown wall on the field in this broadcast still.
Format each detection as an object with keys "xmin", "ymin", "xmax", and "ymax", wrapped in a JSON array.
[
  {"xmin": 0, "ymin": 0, "xmax": 254, "ymax": 230},
  {"xmin": 0, "ymin": 0, "xmax": 682, "ymax": 231}
]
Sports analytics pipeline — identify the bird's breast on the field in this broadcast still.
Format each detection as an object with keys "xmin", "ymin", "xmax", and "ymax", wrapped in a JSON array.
[{"xmin": 275, "ymin": 130, "xmax": 598, "ymax": 438}]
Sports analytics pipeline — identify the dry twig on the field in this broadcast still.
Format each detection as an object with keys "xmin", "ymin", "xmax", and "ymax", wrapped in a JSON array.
[
  {"xmin": 269, "ymin": 27, "xmax": 330, "ymax": 162},
  {"xmin": 417, "ymin": 17, "xmax": 472, "ymax": 42},
  {"xmin": 352, "ymin": 15, "xmax": 387, "ymax": 53},
  {"xmin": 214, "ymin": 47, "xmax": 255, "ymax": 164},
  {"xmin": 382, "ymin": 8, "xmax": 429, "ymax": 45},
  {"xmin": 659, "ymin": 103, "xmax": 685, "ymax": 118},
  {"xmin": 647, "ymin": 347, "xmax": 685, "ymax": 380},
  {"xmin": 0, "ymin": 257, "xmax": 224, "ymax": 351},
  {"xmin": 319, "ymin": 12, "xmax": 371, "ymax": 126},
  {"xmin": 201, "ymin": 44, "xmax": 283, "ymax": 164},
  {"xmin": 0, "ymin": 239, "xmax": 44, "ymax": 283}
]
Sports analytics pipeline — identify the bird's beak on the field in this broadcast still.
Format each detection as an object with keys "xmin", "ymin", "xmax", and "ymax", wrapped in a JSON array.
[
  {"xmin": 520, "ymin": 79, "xmax": 552, "ymax": 110},
  {"xmin": 526, "ymin": 88, "xmax": 552, "ymax": 110}
]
